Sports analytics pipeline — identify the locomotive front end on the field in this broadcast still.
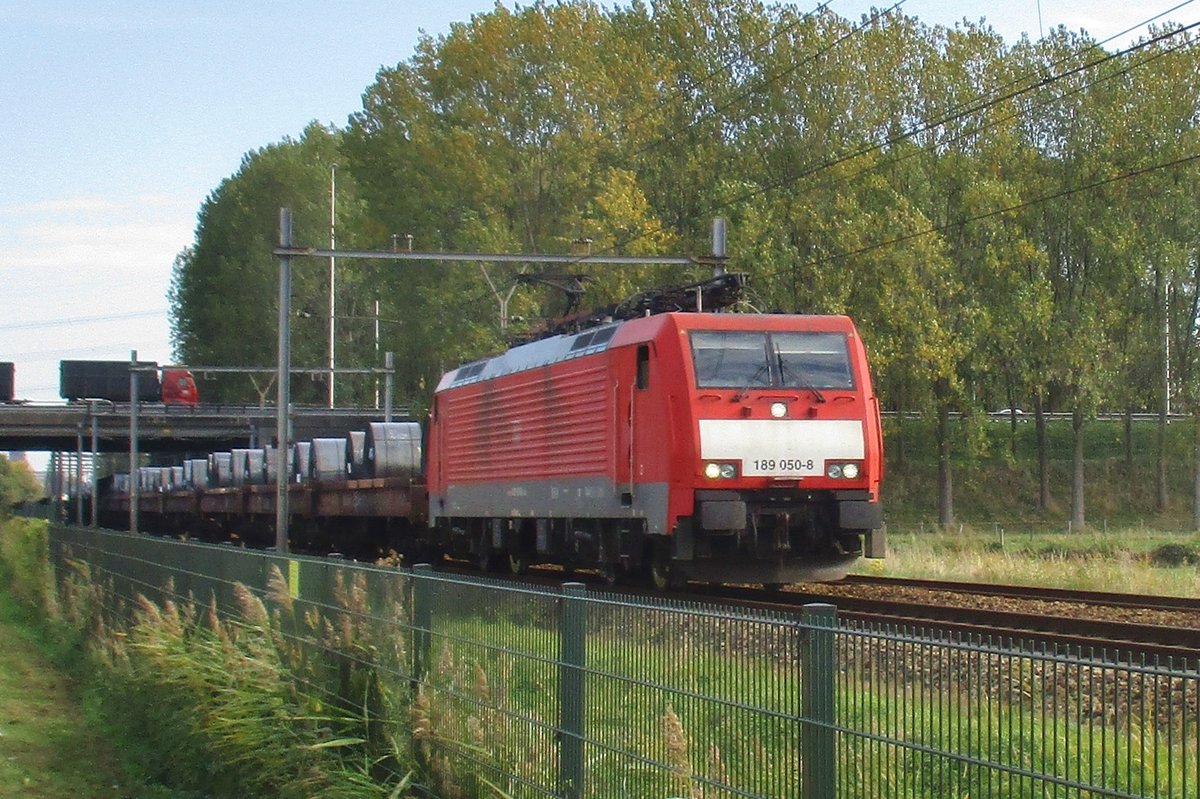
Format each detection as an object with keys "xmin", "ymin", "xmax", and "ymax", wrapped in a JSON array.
[{"xmin": 675, "ymin": 316, "xmax": 884, "ymax": 584}]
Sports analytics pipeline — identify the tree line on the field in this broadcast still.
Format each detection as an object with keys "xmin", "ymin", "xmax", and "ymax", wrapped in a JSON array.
[{"xmin": 168, "ymin": 0, "xmax": 1200, "ymax": 527}]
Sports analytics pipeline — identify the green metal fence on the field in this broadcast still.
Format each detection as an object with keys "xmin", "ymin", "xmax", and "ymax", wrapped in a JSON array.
[{"xmin": 49, "ymin": 525, "xmax": 1198, "ymax": 798}]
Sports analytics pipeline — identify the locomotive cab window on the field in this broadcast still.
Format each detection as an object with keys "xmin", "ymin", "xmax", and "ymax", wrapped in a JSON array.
[
  {"xmin": 689, "ymin": 331, "xmax": 854, "ymax": 390},
  {"xmin": 636, "ymin": 345, "xmax": 650, "ymax": 389},
  {"xmin": 773, "ymin": 332, "xmax": 854, "ymax": 389}
]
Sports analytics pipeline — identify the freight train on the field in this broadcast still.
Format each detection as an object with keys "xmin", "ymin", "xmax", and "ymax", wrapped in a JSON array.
[{"xmin": 98, "ymin": 290, "xmax": 885, "ymax": 586}]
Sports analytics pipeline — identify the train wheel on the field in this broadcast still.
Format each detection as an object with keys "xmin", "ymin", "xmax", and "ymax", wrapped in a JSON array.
[
  {"xmin": 600, "ymin": 563, "xmax": 618, "ymax": 586},
  {"xmin": 478, "ymin": 547, "xmax": 496, "ymax": 573},
  {"xmin": 650, "ymin": 558, "xmax": 679, "ymax": 591},
  {"xmin": 508, "ymin": 552, "xmax": 528, "ymax": 575}
]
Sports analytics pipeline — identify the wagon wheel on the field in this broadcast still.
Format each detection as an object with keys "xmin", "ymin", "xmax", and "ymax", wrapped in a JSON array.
[
  {"xmin": 600, "ymin": 562, "xmax": 619, "ymax": 586},
  {"xmin": 476, "ymin": 533, "xmax": 496, "ymax": 573},
  {"xmin": 508, "ymin": 551, "xmax": 528, "ymax": 575},
  {"xmin": 649, "ymin": 557, "xmax": 678, "ymax": 591},
  {"xmin": 477, "ymin": 545, "xmax": 496, "ymax": 573}
]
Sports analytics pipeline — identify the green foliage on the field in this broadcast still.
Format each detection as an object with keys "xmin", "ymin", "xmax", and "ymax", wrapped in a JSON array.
[
  {"xmin": 173, "ymin": 3, "xmax": 1200, "ymax": 414},
  {"xmin": 169, "ymin": 2, "xmax": 1200, "ymax": 520},
  {"xmin": 50, "ymin": 560, "xmax": 417, "ymax": 799},
  {"xmin": 0, "ymin": 517, "xmax": 50, "ymax": 609},
  {"xmin": 1149, "ymin": 542, "xmax": 1200, "ymax": 567},
  {"xmin": 885, "ymin": 416, "xmax": 1200, "ymax": 524},
  {"xmin": 0, "ymin": 453, "xmax": 43, "ymax": 511}
]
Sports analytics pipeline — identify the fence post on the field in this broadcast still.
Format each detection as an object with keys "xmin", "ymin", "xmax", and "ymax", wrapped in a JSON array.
[
  {"xmin": 412, "ymin": 563, "xmax": 433, "ymax": 689},
  {"xmin": 559, "ymin": 581, "xmax": 587, "ymax": 799},
  {"xmin": 801, "ymin": 603, "xmax": 837, "ymax": 799}
]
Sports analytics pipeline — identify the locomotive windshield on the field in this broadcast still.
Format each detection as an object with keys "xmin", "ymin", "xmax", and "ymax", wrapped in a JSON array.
[{"xmin": 689, "ymin": 331, "xmax": 854, "ymax": 390}]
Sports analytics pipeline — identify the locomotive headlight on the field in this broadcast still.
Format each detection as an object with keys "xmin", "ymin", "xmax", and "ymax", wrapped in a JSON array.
[
  {"xmin": 704, "ymin": 462, "xmax": 738, "ymax": 480},
  {"xmin": 825, "ymin": 462, "xmax": 862, "ymax": 479},
  {"xmin": 770, "ymin": 401, "xmax": 788, "ymax": 418}
]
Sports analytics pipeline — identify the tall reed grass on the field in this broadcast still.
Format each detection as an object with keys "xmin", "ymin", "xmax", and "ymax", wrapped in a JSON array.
[
  {"xmin": 8, "ymin": 522, "xmax": 1196, "ymax": 798},
  {"xmin": 7, "ymin": 522, "xmax": 418, "ymax": 798}
]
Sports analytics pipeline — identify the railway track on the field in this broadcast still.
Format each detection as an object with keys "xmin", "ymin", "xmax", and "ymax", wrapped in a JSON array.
[
  {"xmin": 839, "ymin": 574, "xmax": 1200, "ymax": 613},
  {"xmin": 695, "ymin": 579, "xmax": 1200, "ymax": 664},
  {"xmin": 383, "ymin": 559, "xmax": 1200, "ymax": 663}
]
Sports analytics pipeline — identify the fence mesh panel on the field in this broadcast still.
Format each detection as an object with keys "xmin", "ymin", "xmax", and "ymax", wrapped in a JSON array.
[{"xmin": 49, "ymin": 526, "xmax": 1198, "ymax": 798}]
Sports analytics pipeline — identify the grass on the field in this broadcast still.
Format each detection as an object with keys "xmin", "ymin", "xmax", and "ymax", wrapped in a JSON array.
[
  {"xmin": 0, "ymin": 594, "xmax": 126, "ymax": 799},
  {"xmin": 857, "ymin": 526, "xmax": 1200, "ymax": 596},
  {"xmin": 869, "ymin": 417, "xmax": 1200, "ymax": 600},
  {"xmin": 7, "ymin": 518, "xmax": 1198, "ymax": 799},
  {"xmin": 0, "ymin": 544, "xmax": 177, "ymax": 798},
  {"xmin": 1, "ymin": 517, "xmax": 417, "ymax": 799},
  {"xmin": 413, "ymin": 579, "xmax": 1198, "ymax": 798}
]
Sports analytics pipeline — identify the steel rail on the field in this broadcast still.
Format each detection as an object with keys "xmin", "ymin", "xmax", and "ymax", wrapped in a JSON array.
[
  {"xmin": 838, "ymin": 574, "xmax": 1200, "ymax": 613},
  {"xmin": 696, "ymin": 584, "xmax": 1200, "ymax": 664}
]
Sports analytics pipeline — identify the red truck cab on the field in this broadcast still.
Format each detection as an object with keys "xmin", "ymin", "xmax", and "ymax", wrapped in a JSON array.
[{"xmin": 161, "ymin": 369, "xmax": 199, "ymax": 406}]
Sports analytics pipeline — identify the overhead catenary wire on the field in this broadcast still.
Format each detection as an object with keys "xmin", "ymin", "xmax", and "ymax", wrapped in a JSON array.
[
  {"xmin": 766, "ymin": 149, "xmax": 1200, "ymax": 278},
  {"xmin": 627, "ymin": 0, "xmax": 908, "ymax": 161},
  {"xmin": 591, "ymin": 3, "xmax": 1200, "ymax": 267},
  {"xmin": 0, "ymin": 308, "xmax": 168, "ymax": 332},
  {"xmin": 724, "ymin": 15, "xmax": 1200, "ymax": 213},
  {"xmin": 301, "ymin": 4, "xmax": 1200, "ymax": 333},
  {"xmin": 612, "ymin": 0, "xmax": 835, "ymax": 142},
  {"xmin": 792, "ymin": 23, "xmax": 1200, "ymax": 208}
]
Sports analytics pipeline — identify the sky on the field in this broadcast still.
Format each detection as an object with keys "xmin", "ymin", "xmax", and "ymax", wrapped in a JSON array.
[{"xmin": 2, "ymin": 1, "xmax": 1194, "ymax": 470}]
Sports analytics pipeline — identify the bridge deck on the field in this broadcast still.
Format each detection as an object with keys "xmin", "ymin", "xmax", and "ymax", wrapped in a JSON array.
[{"xmin": 0, "ymin": 403, "xmax": 410, "ymax": 453}]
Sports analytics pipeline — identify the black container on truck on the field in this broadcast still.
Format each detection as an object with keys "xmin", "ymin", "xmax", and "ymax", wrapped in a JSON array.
[
  {"xmin": 0, "ymin": 362, "xmax": 13, "ymax": 403},
  {"xmin": 60, "ymin": 360, "xmax": 161, "ymax": 402}
]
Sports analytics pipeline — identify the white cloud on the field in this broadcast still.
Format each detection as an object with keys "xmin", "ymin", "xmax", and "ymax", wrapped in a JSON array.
[{"xmin": 1, "ymin": 192, "xmax": 192, "ymax": 405}]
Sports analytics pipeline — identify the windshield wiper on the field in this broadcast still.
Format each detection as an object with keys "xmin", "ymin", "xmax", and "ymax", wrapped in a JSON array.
[
  {"xmin": 732, "ymin": 362, "xmax": 771, "ymax": 402},
  {"xmin": 775, "ymin": 343, "xmax": 825, "ymax": 403}
]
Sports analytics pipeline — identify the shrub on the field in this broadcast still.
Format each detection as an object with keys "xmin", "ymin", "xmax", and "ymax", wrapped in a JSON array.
[
  {"xmin": 0, "ymin": 517, "xmax": 51, "ymax": 609},
  {"xmin": 1148, "ymin": 543, "xmax": 1200, "ymax": 567}
]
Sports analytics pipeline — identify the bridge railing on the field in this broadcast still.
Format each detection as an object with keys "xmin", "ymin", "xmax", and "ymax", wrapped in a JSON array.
[{"xmin": 49, "ymin": 525, "xmax": 1198, "ymax": 798}]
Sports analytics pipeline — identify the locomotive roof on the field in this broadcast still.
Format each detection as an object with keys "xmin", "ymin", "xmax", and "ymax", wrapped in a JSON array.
[
  {"xmin": 439, "ymin": 321, "xmax": 623, "ymax": 391},
  {"xmin": 436, "ymin": 312, "xmax": 856, "ymax": 392}
]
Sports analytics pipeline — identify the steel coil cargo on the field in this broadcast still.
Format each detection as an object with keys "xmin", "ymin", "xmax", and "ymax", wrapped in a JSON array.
[
  {"xmin": 141, "ymin": 467, "xmax": 162, "ymax": 492},
  {"xmin": 245, "ymin": 449, "xmax": 266, "ymax": 484},
  {"xmin": 310, "ymin": 438, "xmax": 347, "ymax": 482},
  {"xmin": 231, "ymin": 449, "xmax": 253, "ymax": 485},
  {"xmin": 292, "ymin": 442, "xmax": 312, "ymax": 482},
  {"xmin": 365, "ymin": 422, "xmax": 422, "ymax": 478},
  {"xmin": 212, "ymin": 452, "xmax": 234, "ymax": 487},
  {"xmin": 346, "ymin": 431, "xmax": 367, "ymax": 478},
  {"xmin": 189, "ymin": 459, "xmax": 210, "ymax": 489},
  {"xmin": 264, "ymin": 446, "xmax": 280, "ymax": 483}
]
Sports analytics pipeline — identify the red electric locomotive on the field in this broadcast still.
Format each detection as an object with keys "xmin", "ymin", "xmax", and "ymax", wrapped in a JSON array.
[{"xmin": 427, "ymin": 310, "xmax": 884, "ymax": 586}]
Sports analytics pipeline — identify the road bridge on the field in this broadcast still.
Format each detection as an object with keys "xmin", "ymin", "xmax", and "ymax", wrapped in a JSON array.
[{"xmin": 0, "ymin": 403, "xmax": 411, "ymax": 453}]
